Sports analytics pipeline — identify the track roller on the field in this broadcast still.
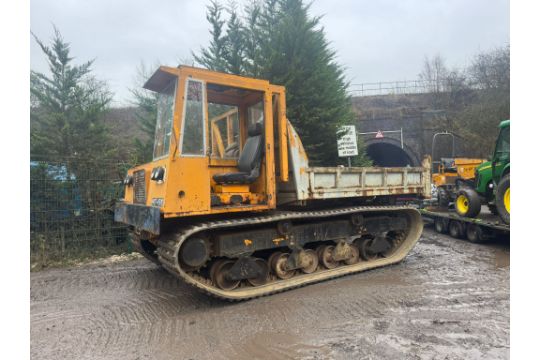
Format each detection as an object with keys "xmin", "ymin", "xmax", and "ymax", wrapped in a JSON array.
[
  {"xmin": 355, "ymin": 237, "xmax": 378, "ymax": 261},
  {"xmin": 210, "ymin": 260, "xmax": 240, "ymax": 291},
  {"xmin": 300, "ymin": 249, "xmax": 319, "ymax": 274},
  {"xmin": 319, "ymin": 245, "xmax": 339, "ymax": 269},
  {"xmin": 344, "ymin": 244, "xmax": 360, "ymax": 265},
  {"xmin": 247, "ymin": 258, "xmax": 270, "ymax": 286},
  {"xmin": 272, "ymin": 253, "xmax": 296, "ymax": 280}
]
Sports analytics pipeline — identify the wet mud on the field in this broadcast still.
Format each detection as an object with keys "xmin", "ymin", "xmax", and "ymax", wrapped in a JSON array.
[{"xmin": 31, "ymin": 227, "xmax": 509, "ymax": 359}]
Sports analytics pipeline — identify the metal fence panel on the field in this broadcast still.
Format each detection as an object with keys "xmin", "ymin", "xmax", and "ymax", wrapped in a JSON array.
[{"xmin": 30, "ymin": 156, "xmax": 132, "ymax": 268}]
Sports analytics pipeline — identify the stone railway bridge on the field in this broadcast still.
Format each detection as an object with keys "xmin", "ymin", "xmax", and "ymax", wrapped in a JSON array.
[{"xmin": 352, "ymin": 94, "xmax": 467, "ymax": 168}]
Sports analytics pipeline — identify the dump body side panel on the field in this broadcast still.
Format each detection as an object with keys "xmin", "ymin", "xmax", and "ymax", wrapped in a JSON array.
[
  {"xmin": 279, "ymin": 121, "xmax": 431, "ymax": 204},
  {"xmin": 303, "ymin": 166, "xmax": 429, "ymax": 200}
]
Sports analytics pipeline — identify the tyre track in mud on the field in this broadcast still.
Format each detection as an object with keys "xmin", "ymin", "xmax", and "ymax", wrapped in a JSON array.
[{"xmin": 31, "ymin": 227, "xmax": 509, "ymax": 360}]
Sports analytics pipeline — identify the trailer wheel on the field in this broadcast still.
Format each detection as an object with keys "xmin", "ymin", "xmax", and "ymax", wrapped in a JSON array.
[
  {"xmin": 495, "ymin": 174, "xmax": 510, "ymax": 225},
  {"xmin": 448, "ymin": 220, "xmax": 464, "ymax": 239},
  {"xmin": 466, "ymin": 223, "xmax": 486, "ymax": 243},
  {"xmin": 455, "ymin": 188, "xmax": 481, "ymax": 218},
  {"xmin": 434, "ymin": 218, "xmax": 448, "ymax": 234}
]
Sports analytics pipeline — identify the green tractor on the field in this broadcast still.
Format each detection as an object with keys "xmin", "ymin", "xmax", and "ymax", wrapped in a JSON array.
[{"xmin": 454, "ymin": 120, "xmax": 510, "ymax": 224}]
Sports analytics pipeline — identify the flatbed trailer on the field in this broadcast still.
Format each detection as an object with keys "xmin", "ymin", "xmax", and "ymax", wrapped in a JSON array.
[{"xmin": 420, "ymin": 206, "xmax": 510, "ymax": 243}]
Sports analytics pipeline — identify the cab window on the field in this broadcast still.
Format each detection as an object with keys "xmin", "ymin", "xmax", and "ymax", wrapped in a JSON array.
[
  {"xmin": 496, "ymin": 127, "xmax": 509, "ymax": 154},
  {"xmin": 247, "ymin": 101, "xmax": 264, "ymax": 127},
  {"xmin": 181, "ymin": 80, "xmax": 205, "ymax": 156},
  {"xmin": 153, "ymin": 80, "xmax": 176, "ymax": 160},
  {"xmin": 208, "ymin": 104, "xmax": 239, "ymax": 159}
]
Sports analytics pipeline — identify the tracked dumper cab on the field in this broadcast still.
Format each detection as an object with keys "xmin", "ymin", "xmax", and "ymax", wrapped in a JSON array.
[{"xmin": 115, "ymin": 66, "xmax": 431, "ymax": 300}]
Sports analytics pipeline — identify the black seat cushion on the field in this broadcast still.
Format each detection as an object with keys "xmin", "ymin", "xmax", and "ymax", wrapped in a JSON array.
[
  {"xmin": 213, "ymin": 123, "xmax": 264, "ymax": 185},
  {"xmin": 212, "ymin": 171, "xmax": 252, "ymax": 184}
]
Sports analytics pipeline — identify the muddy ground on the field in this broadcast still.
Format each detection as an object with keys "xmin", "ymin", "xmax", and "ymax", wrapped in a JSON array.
[{"xmin": 30, "ymin": 226, "xmax": 509, "ymax": 359}]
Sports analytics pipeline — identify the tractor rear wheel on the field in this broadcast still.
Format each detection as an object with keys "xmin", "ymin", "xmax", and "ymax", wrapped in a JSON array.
[
  {"xmin": 496, "ymin": 174, "xmax": 510, "ymax": 225},
  {"xmin": 455, "ymin": 188, "xmax": 481, "ymax": 218}
]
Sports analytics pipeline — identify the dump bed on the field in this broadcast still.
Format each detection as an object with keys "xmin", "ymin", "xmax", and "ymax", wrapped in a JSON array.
[
  {"xmin": 278, "ymin": 155, "xmax": 431, "ymax": 205},
  {"xmin": 277, "ymin": 121, "xmax": 431, "ymax": 205}
]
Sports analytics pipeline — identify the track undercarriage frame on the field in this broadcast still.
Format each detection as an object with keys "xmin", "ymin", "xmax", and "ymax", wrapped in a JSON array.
[{"xmin": 132, "ymin": 205, "xmax": 423, "ymax": 300}]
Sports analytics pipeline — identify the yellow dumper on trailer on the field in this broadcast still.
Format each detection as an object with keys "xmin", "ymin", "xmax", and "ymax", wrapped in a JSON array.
[
  {"xmin": 432, "ymin": 158, "xmax": 486, "ymax": 207},
  {"xmin": 115, "ymin": 65, "xmax": 431, "ymax": 300}
]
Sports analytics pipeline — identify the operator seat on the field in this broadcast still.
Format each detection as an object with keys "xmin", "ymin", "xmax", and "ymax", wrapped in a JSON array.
[
  {"xmin": 440, "ymin": 158, "xmax": 457, "ymax": 172},
  {"xmin": 213, "ymin": 123, "xmax": 264, "ymax": 184}
]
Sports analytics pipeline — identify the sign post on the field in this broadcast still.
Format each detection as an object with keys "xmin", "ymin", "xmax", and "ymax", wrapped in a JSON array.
[{"xmin": 337, "ymin": 125, "xmax": 358, "ymax": 167}]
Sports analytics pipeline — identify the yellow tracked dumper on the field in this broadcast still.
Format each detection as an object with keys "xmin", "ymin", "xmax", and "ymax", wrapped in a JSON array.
[{"xmin": 115, "ymin": 66, "xmax": 431, "ymax": 300}]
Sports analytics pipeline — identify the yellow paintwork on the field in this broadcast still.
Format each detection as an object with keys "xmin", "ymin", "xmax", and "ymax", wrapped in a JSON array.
[
  {"xmin": 504, "ymin": 188, "xmax": 510, "ymax": 213},
  {"xmin": 215, "ymin": 184, "xmax": 250, "ymax": 193},
  {"xmin": 122, "ymin": 66, "xmax": 290, "ymax": 218},
  {"xmin": 456, "ymin": 194, "xmax": 469, "ymax": 215}
]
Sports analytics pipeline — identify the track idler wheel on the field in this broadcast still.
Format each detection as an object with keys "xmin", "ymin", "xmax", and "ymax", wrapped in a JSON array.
[
  {"xmin": 210, "ymin": 260, "xmax": 240, "ymax": 291},
  {"xmin": 179, "ymin": 237, "xmax": 209, "ymax": 269},
  {"xmin": 272, "ymin": 253, "xmax": 296, "ymax": 280}
]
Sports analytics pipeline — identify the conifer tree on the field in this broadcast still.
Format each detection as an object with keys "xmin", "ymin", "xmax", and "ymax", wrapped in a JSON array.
[
  {"xmin": 30, "ymin": 26, "xmax": 112, "ymax": 162},
  {"xmin": 195, "ymin": 0, "xmax": 370, "ymax": 165},
  {"xmin": 193, "ymin": 1, "xmax": 228, "ymax": 72},
  {"xmin": 223, "ymin": 4, "xmax": 245, "ymax": 75},
  {"xmin": 31, "ymin": 26, "xmax": 114, "ymax": 211}
]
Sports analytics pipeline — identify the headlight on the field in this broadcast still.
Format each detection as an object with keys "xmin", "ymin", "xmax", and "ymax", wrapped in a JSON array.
[
  {"xmin": 150, "ymin": 167, "xmax": 166, "ymax": 182},
  {"xmin": 123, "ymin": 174, "xmax": 133, "ymax": 186}
]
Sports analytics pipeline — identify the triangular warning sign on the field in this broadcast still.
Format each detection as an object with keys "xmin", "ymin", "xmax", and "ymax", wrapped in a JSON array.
[{"xmin": 375, "ymin": 130, "xmax": 384, "ymax": 138}]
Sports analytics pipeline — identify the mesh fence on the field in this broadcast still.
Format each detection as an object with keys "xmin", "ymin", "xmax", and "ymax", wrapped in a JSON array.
[{"xmin": 30, "ymin": 156, "xmax": 134, "ymax": 268}]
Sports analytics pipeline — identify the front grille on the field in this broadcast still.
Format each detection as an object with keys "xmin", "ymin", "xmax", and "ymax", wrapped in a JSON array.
[{"xmin": 133, "ymin": 170, "xmax": 146, "ymax": 204}]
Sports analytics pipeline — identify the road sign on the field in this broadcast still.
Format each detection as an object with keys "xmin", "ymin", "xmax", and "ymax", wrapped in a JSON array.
[
  {"xmin": 337, "ymin": 125, "xmax": 358, "ymax": 157},
  {"xmin": 375, "ymin": 130, "xmax": 384, "ymax": 138}
]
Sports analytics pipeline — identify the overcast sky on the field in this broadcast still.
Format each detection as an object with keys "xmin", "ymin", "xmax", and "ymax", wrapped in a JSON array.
[{"xmin": 30, "ymin": 0, "xmax": 509, "ymax": 107}]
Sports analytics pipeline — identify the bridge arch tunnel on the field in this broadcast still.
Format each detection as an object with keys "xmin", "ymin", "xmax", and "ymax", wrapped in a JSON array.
[{"xmin": 364, "ymin": 138, "xmax": 420, "ymax": 167}]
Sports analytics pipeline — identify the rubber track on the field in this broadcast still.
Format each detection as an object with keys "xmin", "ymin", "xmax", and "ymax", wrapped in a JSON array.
[
  {"xmin": 130, "ymin": 235, "xmax": 161, "ymax": 266},
  {"xmin": 155, "ymin": 205, "xmax": 423, "ymax": 301}
]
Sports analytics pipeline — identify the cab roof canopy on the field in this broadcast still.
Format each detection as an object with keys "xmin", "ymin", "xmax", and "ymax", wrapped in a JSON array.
[
  {"xmin": 143, "ymin": 66, "xmax": 274, "ymax": 107},
  {"xmin": 143, "ymin": 65, "xmax": 278, "ymax": 94},
  {"xmin": 143, "ymin": 66, "xmax": 178, "ymax": 93}
]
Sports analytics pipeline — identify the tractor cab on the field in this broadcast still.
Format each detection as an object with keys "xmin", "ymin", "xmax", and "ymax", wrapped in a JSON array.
[
  {"xmin": 120, "ymin": 66, "xmax": 288, "ymax": 222},
  {"xmin": 491, "ymin": 120, "xmax": 510, "ymax": 184}
]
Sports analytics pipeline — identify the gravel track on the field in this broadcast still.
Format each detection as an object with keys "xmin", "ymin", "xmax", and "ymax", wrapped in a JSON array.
[{"xmin": 30, "ymin": 227, "xmax": 509, "ymax": 359}]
